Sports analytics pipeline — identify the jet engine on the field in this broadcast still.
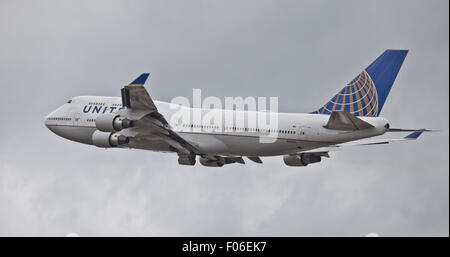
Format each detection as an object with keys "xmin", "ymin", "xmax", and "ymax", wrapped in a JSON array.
[
  {"xmin": 95, "ymin": 113, "xmax": 134, "ymax": 132},
  {"xmin": 283, "ymin": 153, "xmax": 322, "ymax": 167},
  {"xmin": 92, "ymin": 130, "xmax": 129, "ymax": 148}
]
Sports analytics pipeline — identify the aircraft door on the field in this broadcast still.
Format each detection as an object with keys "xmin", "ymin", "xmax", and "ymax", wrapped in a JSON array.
[
  {"xmin": 297, "ymin": 125, "xmax": 313, "ymax": 138},
  {"xmin": 72, "ymin": 112, "xmax": 81, "ymax": 126}
]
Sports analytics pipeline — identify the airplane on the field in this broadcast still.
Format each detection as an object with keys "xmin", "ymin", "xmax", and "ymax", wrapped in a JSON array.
[{"xmin": 45, "ymin": 49, "xmax": 431, "ymax": 167}]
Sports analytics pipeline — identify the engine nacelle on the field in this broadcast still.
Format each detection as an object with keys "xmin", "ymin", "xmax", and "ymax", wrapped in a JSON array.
[
  {"xmin": 199, "ymin": 156, "xmax": 225, "ymax": 167},
  {"xmin": 283, "ymin": 154, "xmax": 306, "ymax": 166},
  {"xmin": 92, "ymin": 130, "xmax": 129, "ymax": 148},
  {"xmin": 301, "ymin": 153, "xmax": 322, "ymax": 165},
  {"xmin": 95, "ymin": 113, "xmax": 134, "ymax": 132},
  {"xmin": 283, "ymin": 153, "xmax": 322, "ymax": 167}
]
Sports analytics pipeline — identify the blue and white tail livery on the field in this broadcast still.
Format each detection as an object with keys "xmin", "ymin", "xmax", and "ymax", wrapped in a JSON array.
[
  {"xmin": 312, "ymin": 50, "xmax": 408, "ymax": 117},
  {"xmin": 44, "ymin": 49, "xmax": 432, "ymax": 167}
]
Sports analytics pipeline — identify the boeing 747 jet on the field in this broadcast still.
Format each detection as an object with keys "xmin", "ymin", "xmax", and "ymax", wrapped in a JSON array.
[{"xmin": 45, "ymin": 50, "xmax": 430, "ymax": 167}]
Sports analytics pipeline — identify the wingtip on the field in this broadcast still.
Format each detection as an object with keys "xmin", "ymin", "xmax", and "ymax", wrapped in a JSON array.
[
  {"xmin": 130, "ymin": 73, "xmax": 150, "ymax": 85},
  {"xmin": 404, "ymin": 131, "xmax": 423, "ymax": 140}
]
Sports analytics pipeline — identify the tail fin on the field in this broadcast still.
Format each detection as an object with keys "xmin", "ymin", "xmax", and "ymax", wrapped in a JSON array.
[{"xmin": 312, "ymin": 50, "xmax": 408, "ymax": 117}]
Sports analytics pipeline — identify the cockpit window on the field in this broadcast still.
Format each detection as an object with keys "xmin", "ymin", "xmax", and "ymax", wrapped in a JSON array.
[{"xmin": 67, "ymin": 100, "xmax": 72, "ymax": 103}]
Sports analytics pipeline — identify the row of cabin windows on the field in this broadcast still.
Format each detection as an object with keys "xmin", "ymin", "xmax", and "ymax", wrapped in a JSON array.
[
  {"xmin": 87, "ymin": 119, "xmax": 96, "ymax": 122},
  {"xmin": 87, "ymin": 102, "xmax": 122, "ymax": 107},
  {"xmin": 182, "ymin": 124, "xmax": 219, "ymax": 129},
  {"xmin": 88, "ymin": 102, "xmax": 106, "ymax": 106},
  {"xmin": 181, "ymin": 124, "xmax": 295, "ymax": 134},
  {"xmin": 48, "ymin": 117, "xmax": 71, "ymax": 121}
]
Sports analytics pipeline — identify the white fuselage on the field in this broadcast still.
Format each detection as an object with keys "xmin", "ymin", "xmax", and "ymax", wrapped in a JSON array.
[{"xmin": 45, "ymin": 96, "xmax": 389, "ymax": 156}]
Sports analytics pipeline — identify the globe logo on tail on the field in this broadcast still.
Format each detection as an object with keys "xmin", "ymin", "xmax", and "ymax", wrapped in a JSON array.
[{"xmin": 315, "ymin": 70, "xmax": 379, "ymax": 117}]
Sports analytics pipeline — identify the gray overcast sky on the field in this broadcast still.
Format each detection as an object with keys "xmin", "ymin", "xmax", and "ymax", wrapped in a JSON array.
[{"xmin": 0, "ymin": 0, "xmax": 448, "ymax": 236}]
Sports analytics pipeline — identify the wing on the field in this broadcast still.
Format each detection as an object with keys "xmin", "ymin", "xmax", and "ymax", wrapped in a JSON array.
[
  {"xmin": 117, "ymin": 73, "xmax": 198, "ymax": 156},
  {"xmin": 117, "ymin": 74, "xmax": 244, "ymax": 166}
]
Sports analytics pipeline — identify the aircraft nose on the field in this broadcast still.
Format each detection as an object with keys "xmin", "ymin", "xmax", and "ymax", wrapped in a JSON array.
[
  {"xmin": 44, "ymin": 114, "xmax": 50, "ymax": 128},
  {"xmin": 44, "ymin": 108, "xmax": 58, "ymax": 132}
]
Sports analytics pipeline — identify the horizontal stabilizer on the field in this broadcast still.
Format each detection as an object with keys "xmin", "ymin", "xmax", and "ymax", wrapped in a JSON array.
[
  {"xmin": 301, "ymin": 131, "xmax": 428, "ymax": 155},
  {"xmin": 388, "ymin": 128, "xmax": 434, "ymax": 132},
  {"xmin": 324, "ymin": 111, "xmax": 374, "ymax": 130}
]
